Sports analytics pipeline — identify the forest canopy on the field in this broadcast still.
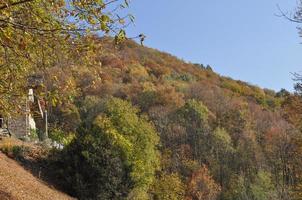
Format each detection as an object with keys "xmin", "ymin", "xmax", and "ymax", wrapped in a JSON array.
[
  {"xmin": 33, "ymin": 37, "xmax": 302, "ymax": 200},
  {"xmin": 1, "ymin": 1, "xmax": 302, "ymax": 200}
]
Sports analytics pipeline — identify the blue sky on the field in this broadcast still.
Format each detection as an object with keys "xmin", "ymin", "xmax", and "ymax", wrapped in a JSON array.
[{"xmin": 125, "ymin": 0, "xmax": 302, "ymax": 91}]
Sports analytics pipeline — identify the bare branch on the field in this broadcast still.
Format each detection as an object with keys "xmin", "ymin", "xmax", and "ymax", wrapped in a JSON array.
[{"xmin": 275, "ymin": 4, "xmax": 302, "ymax": 24}]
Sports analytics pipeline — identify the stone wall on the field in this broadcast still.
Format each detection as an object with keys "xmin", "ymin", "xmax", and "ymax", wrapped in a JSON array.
[
  {"xmin": 3, "ymin": 88, "xmax": 46, "ymax": 139},
  {"xmin": 8, "ymin": 115, "xmax": 27, "ymax": 138}
]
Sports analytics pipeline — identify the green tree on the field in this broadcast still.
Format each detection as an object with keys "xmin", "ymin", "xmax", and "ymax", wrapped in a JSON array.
[
  {"xmin": 60, "ymin": 124, "xmax": 132, "ymax": 199},
  {"xmin": 209, "ymin": 128, "xmax": 234, "ymax": 188},
  {"xmin": 175, "ymin": 99, "xmax": 212, "ymax": 162},
  {"xmin": 151, "ymin": 173, "xmax": 185, "ymax": 200},
  {"xmin": 250, "ymin": 171, "xmax": 278, "ymax": 200},
  {"xmin": 60, "ymin": 97, "xmax": 160, "ymax": 200},
  {"xmin": 224, "ymin": 175, "xmax": 249, "ymax": 200}
]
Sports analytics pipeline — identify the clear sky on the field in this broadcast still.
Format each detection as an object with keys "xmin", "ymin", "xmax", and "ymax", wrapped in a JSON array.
[{"xmin": 125, "ymin": 0, "xmax": 302, "ymax": 91}]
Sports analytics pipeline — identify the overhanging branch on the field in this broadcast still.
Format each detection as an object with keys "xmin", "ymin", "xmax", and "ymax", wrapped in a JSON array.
[
  {"xmin": 0, "ymin": 0, "xmax": 34, "ymax": 11},
  {"xmin": 275, "ymin": 4, "xmax": 302, "ymax": 24}
]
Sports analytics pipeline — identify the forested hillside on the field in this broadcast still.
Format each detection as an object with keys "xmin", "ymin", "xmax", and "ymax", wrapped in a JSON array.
[{"xmin": 34, "ymin": 37, "xmax": 302, "ymax": 200}]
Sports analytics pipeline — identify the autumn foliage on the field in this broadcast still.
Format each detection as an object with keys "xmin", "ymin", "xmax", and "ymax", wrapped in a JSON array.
[{"xmin": 16, "ymin": 38, "xmax": 302, "ymax": 200}]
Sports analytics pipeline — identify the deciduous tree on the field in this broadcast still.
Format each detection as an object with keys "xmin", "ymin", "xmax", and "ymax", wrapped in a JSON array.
[{"xmin": 0, "ymin": 0, "xmax": 135, "ymax": 114}]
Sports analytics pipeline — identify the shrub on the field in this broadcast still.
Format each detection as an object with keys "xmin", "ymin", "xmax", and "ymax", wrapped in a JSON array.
[
  {"xmin": 58, "ymin": 98, "xmax": 160, "ymax": 200},
  {"xmin": 49, "ymin": 128, "xmax": 75, "ymax": 146},
  {"xmin": 0, "ymin": 144, "xmax": 29, "ymax": 160}
]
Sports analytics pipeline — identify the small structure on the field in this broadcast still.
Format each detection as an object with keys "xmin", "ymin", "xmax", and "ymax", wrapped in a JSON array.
[
  {"xmin": 0, "ymin": 114, "xmax": 10, "ymax": 136},
  {"xmin": 0, "ymin": 76, "xmax": 48, "ymax": 141}
]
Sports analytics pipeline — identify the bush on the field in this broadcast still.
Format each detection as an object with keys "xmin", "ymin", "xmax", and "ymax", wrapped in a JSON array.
[
  {"xmin": 49, "ymin": 128, "xmax": 75, "ymax": 146},
  {"xmin": 57, "ymin": 97, "xmax": 160, "ymax": 200},
  {"xmin": 0, "ymin": 144, "xmax": 29, "ymax": 160},
  {"xmin": 29, "ymin": 128, "xmax": 38, "ymax": 141},
  {"xmin": 59, "ymin": 128, "xmax": 132, "ymax": 200}
]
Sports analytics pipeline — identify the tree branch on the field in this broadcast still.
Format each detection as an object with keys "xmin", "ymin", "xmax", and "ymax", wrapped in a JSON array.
[
  {"xmin": 0, "ymin": 0, "xmax": 34, "ymax": 11},
  {"xmin": 275, "ymin": 4, "xmax": 302, "ymax": 24}
]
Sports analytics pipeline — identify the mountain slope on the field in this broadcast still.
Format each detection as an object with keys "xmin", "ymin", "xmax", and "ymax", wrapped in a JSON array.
[{"xmin": 35, "ymin": 37, "xmax": 302, "ymax": 200}]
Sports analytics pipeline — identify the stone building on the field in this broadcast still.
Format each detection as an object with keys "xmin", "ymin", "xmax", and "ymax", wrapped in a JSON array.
[{"xmin": 0, "ymin": 78, "xmax": 48, "ymax": 141}]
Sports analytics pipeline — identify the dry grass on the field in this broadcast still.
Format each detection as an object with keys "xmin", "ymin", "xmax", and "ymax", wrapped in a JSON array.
[{"xmin": 0, "ymin": 138, "xmax": 75, "ymax": 200}]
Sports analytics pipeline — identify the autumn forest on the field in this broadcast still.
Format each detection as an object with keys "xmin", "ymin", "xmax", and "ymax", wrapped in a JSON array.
[{"xmin": 1, "ymin": 1, "xmax": 302, "ymax": 200}]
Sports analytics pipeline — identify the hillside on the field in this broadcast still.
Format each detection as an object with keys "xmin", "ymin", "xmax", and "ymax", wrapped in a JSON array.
[
  {"xmin": 24, "ymin": 37, "xmax": 302, "ymax": 200},
  {"xmin": 45, "ymin": 37, "xmax": 280, "ymax": 109},
  {"xmin": 3, "ymin": 1, "xmax": 302, "ymax": 200},
  {"xmin": 0, "ymin": 139, "xmax": 74, "ymax": 200}
]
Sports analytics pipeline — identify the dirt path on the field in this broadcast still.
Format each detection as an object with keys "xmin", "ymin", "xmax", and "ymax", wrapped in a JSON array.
[{"xmin": 0, "ymin": 152, "xmax": 75, "ymax": 200}]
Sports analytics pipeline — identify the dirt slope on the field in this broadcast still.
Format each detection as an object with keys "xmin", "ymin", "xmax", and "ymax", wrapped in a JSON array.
[{"xmin": 0, "ymin": 152, "xmax": 75, "ymax": 200}]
